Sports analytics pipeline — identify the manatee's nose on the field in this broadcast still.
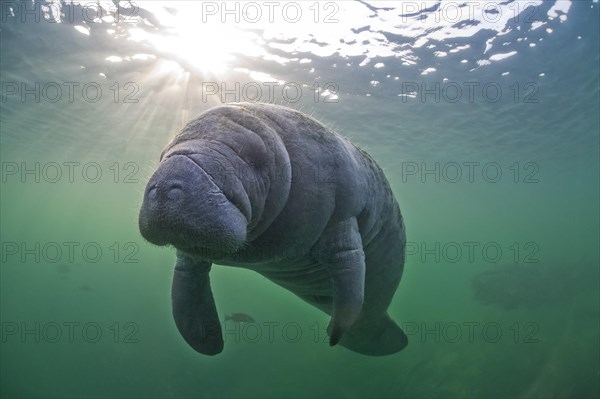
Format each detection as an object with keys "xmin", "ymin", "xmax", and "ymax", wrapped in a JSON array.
[
  {"xmin": 139, "ymin": 178, "xmax": 188, "ymax": 245},
  {"xmin": 146, "ymin": 180, "xmax": 185, "ymax": 205}
]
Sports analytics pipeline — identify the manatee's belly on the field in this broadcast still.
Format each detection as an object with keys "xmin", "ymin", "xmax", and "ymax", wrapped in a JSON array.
[
  {"xmin": 218, "ymin": 253, "xmax": 333, "ymax": 299},
  {"xmin": 255, "ymin": 260, "xmax": 333, "ymax": 298}
]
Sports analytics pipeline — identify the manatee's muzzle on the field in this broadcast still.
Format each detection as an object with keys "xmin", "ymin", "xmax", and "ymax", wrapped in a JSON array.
[{"xmin": 139, "ymin": 155, "xmax": 247, "ymax": 254}]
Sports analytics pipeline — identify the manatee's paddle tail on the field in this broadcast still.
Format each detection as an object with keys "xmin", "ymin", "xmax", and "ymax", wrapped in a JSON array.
[
  {"xmin": 171, "ymin": 253, "xmax": 223, "ymax": 355},
  {"xmin": 339, "ymin": 313, "xmax": 408, "ymax": 356}
]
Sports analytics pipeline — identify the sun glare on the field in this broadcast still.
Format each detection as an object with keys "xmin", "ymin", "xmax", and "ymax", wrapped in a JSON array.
[{"xmin": 127, "ymin": 3, "xmax": 265, "ymax": 76}]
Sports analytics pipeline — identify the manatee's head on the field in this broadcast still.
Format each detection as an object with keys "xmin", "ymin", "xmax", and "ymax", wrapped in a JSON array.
[{"xmin": 139, "ymin": 151, "xmax": 248, "ymax": 257}]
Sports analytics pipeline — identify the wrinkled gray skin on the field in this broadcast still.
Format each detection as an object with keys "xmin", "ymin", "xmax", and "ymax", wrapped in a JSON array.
[{"xmin": 139, "ymin": 103, "xmax": 407, "ymax": 356}]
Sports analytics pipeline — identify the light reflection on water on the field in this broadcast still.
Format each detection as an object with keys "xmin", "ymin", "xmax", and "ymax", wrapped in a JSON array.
[{"xmin": 3, "ymin": 1, "xmax": 577, "ymax": 81}]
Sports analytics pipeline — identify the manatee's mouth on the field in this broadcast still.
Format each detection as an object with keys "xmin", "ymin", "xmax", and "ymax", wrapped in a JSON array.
[
  {"xmin": 139, "ymin": 154, "xmax": 248, "ymax": 256},
  {"xmin": 173, "ymin": 240, "xmax": 244, "ymax": 259}
]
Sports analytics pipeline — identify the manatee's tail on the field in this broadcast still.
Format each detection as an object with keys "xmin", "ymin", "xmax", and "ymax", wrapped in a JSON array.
[{"xmin": 338, "ymin": 313, "xmax": 408, "ymax": 356}]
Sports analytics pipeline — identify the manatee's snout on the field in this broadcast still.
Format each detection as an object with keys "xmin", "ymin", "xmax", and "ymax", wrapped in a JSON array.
[
  {"xmin": 139, "ymin": 179, "xmax": 184, "ymax": 246},
  {"xmin": 139, "ymin": 155, "xmax": 247, "ymax": 254}
]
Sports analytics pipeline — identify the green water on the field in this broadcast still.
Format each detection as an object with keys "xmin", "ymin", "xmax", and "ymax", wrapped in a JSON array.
[{"xmin": 1, "ymin": 1, "xmax": 598, "ymax": 398}]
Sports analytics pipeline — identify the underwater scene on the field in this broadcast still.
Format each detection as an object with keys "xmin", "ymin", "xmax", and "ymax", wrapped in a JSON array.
[{"xmin": 0, "ymin": 1, "xmax": 599, "ymax": 398}]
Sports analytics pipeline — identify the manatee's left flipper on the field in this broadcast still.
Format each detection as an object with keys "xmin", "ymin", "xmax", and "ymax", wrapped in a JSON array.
[
  {"xmin": 316, "ymin": 217, "xmax": 366, "ymax": 347},
  {"xmin": 171, "ymin": 252, "xmax": 223, "ymax": 355}
]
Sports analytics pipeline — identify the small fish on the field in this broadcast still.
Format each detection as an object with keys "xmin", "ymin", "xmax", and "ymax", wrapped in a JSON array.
[{"xmin": 224, "ymin": 313, "xmax": 256, "ymax": 323}]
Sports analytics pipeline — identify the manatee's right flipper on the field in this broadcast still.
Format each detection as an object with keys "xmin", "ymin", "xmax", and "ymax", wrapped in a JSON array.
[
  {"xmin": 315, "ymin": 217, "xmax": 366, "ymax": 347},
  {"xmin": 339, "ymin": 313, "xmax": 408, "ymax": 356},
  {"xmin": 171, "ymin": 252, "xmax": 223, "ymax": 355}
]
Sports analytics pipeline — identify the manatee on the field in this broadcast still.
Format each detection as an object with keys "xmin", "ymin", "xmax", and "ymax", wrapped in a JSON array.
[{"xmin": 139, "ymin": 102, "xmax": 407, "ymax": 356}]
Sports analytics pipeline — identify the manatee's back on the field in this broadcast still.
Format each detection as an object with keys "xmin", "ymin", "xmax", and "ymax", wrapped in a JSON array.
[{"xmin": 238, "ymin": 102, "xmax": 404, "ymax": 246}]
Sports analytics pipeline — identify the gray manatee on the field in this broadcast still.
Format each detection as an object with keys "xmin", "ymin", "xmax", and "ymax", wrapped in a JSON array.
[{"xmin": 139, "ymin": 102, "xmax": 407, "ymax": 356}]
